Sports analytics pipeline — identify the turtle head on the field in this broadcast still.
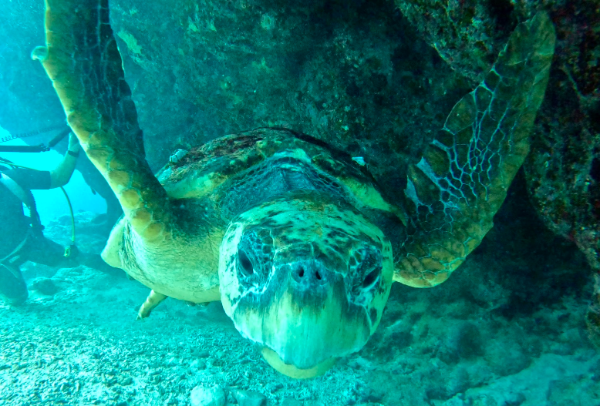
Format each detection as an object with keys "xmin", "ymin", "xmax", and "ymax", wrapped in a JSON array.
[{"xmin": 219, "ymin": 193, "xmax": 393, "ymax": 378}]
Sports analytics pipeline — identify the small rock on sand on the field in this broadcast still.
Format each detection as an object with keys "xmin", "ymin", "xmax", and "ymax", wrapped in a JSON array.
[{"xmin": 190, "ymin": 385, "xmax": 226, "ymax": 406}]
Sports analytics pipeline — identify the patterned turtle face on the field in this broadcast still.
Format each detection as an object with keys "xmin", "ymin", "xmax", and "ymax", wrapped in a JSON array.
[{"xmin": 219, "ymin": 194, "xmax": 393, "ymax": 378}]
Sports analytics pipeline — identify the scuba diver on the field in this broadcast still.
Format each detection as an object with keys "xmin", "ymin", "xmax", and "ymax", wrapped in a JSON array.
[
  {"xmin": 0, "ymin": 132, "xmax": 121, "ymax": 305},
  {"xmin": 1, "ymin": 125, "xmax": 123, "ymax": 233}
]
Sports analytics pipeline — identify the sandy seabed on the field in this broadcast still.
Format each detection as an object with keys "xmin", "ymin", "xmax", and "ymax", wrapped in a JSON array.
[{"xmin": 1, "ymin": 212, "xmax": 598, "ymax": 406}]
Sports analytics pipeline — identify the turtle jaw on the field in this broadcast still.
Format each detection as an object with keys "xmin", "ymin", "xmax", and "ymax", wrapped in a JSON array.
[
  {"xmin": 218, "ymin": 196, "xmax": 394, "ymax": 377},
  {"xmin": 228, "ymin": 260, "xmax": 374, "ymax": 373},
  {"xmin": 261, "ymin": 346, "xmax": 337, "ymax": 379}
]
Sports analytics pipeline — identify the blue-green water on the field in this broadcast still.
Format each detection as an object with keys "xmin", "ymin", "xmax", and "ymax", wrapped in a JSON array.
[
  {"xmin": 0, "ymin": 128, "xmax": 106, "ymax": 222},
  {"xmin": 0, "ymin": 1, "xmax": 598, "ymax": 405}
]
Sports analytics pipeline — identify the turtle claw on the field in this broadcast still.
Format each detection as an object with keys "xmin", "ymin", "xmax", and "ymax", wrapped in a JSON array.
[{"xmin": 137, "ymin": 290, "xmax": 168, "ymax": 319}]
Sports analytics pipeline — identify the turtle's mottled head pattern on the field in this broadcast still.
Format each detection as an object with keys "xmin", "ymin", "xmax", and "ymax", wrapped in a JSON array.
[{"xmin": 219, "ymin": 193, "xmax": 393, "ymax": 378}]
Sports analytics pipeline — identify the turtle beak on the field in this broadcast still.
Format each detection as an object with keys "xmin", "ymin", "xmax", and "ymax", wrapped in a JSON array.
[
  {"xmin": 229, "ymin": 252, "xmax": 372, "ymax": 376},
  {"xmin": 260, "ymin": 346, "xmax": 337, "ymax": 379}
]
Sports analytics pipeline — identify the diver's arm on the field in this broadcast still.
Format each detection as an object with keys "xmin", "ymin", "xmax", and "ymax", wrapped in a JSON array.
[{"xmin": 49, "ymin": 133, "xmax": 81, "ymax": 188}]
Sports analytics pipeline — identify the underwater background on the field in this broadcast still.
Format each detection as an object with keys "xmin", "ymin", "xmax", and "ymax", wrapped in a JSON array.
[{"xmin": 1, "ymin": 0, "xmax": 599, "ymax": 405}]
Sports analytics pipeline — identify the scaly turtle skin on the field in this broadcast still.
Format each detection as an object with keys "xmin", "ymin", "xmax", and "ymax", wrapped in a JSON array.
[{"xmin": 37, "ymin": 0, "xmax": 555, "ymax": 378}]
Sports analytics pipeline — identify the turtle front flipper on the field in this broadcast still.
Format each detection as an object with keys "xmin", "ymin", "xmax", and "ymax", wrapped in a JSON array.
[
  {"xmin": 395, "ymin": 13, "xmax": 555, "ymax": 287},
  {"xmin": 36, "ymin": 0, "xmax": 171, "ymax": 243}
]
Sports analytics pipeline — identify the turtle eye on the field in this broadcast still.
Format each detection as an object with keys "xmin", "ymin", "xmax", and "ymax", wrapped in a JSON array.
[
  {"xmin": 238, "ymin": 250, "xmax": 254, "ymax": 277},
  {"xmin": 348, "ymin": 246, "xmax": 383, "ymax": 304},
  {"xmin": 362, "ymin": 267, "xmax": 381, "ymax": 290},
  {"xmin": 236, "ymin": 229, "xmax": 274, "ymax": 285}
]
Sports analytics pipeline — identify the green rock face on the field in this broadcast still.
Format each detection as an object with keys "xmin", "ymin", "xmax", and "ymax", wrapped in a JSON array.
[
  {"xmin": 1, "ymin": 0, "xmax": 469, "ymax": 199},
  {"xmin": 107, "ymin": 0, "xmax": 469, "ymax": 191}
]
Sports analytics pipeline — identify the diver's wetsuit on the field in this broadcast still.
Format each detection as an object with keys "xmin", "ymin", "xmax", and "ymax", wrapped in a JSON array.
[{"xmin": 0, "ymin": 165, "xmax": 110, "ymax": 304}]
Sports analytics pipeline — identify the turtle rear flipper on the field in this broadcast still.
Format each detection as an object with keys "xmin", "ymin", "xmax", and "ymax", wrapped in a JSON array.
[
  {"xmin": 137, "ymin": 290, "xmax": 168, "ymax": 320},
  {"xmin": 395, "ymin": 13, "xmax": 555, "ymax": 287},
  {"xmin": 37, "ymin": 0, "xmax": 171, "ymax": 244}
]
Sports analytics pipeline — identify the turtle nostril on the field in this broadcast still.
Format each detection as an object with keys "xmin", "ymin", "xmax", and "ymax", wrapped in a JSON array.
[{"xmin": 292, "ymin": 263, "xmax": 327, "ymax": 285}]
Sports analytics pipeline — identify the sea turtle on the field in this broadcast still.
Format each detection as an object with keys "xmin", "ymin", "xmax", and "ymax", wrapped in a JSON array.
[{"xmin": 36, "ymin": 0, "xmax": 555, "ymax": 378}]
